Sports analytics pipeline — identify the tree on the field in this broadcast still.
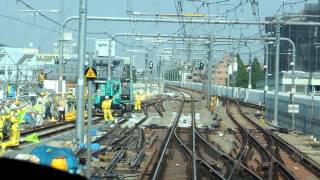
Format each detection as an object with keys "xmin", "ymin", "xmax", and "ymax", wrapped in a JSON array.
[
  {"xmin": 235, "ymin": 54, "xmax": 249, "ymax": 88},
  {"xmin": 251, "ymin": 57, "xmax": 264, "ymax": 89}
]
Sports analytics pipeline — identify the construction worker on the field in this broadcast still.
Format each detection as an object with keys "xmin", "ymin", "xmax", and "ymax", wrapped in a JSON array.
[
  {"xmin": 0, "ymin": 104, "xmax": 20, "ymax": 155},
  {"xmin": 209, "ymin": 96, "xmax": 216, "ymax": 115},
  {"xmin": 51, "ymin": 94, "xmax": 60, "ymax": 121},
  {"xmin": 0, "ymin": 102, "xmax": 5, "ymax": 142},
  {"xmin": 38, "ymin": 69, "xmax": 46, "ymax": 88},
  {"xmin": 102, "ymin": 96, "xmax": 113, "ymax": 123},
  {"xmin": 8, "ymin": 104, "xmax": 20, "ymax": 147},
  {"xmin": 33, "ymin": 101, "xmax": 44, "ymax": 126},
  {"xmin": 58, "ymin": 95, "xmax": 66, "ymax": 122},
  {"xmin": 67, "ymin": 92, "xmax": 75, "ymax": 111},
  {"xmin": 14, "ymin": 98, "xmax": 20, "ymax": 106},
  {"xmin": 44, "ymin": 96, "xmax": 52, "ymax": 120},
  {"xmin": 0, "ymin": 102, "xmax": 10, "ymax": 141},
  {"xmin": 134, "ymin": 92, "xmax": 142, "ymax": 111},
  {"xmin": 7, "ymin": 84, "xmax": 15, "ymax": 98}
]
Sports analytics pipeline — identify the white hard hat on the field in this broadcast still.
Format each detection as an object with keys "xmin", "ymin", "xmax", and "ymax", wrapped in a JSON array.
[
  {"xmin": 105, "ymin": 96, "xmax": 109, "ymax": 99},
  {"xmin": 10, "ymin": 104, "xmax": 17, "ymax": 110}
]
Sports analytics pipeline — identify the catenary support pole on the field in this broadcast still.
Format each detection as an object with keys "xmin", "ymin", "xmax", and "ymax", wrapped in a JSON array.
[
  {"xmin": 85, "ymin": 52, "xmax": 93, "ymax": 178},
  {"xmin": 58, "ymin": 0, "xmax": 64, "ymax": 94},
  {"xmin": 274, "ymin": 18, "xmax": 280, "ymax": 126},
  {"xmin": 207, "ymin": 35, "xmax": 213, "ymax": 107},
  {"xmin": 264, "ymin": 44, "xmax": 269, "ymax": 104},
  {"xmin": 108, "ymin": 40, "xmax": 112, "ymax": 80},
  {"xmin": 248, "ymin": 51, "xmax": 252, "ymax": 89},
  {"xmin": 76, "ymin": 0, "xmax": 87, "ymax": 146},
  {"xmin": 144, "ymin": 53, "xmax": 148, "ymax": 94}
]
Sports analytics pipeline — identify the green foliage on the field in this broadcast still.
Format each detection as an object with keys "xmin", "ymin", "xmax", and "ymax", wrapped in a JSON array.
[
  {"xmin": 251, "ymin": 57, "xmax": 264, "ymax": 88},
  {"xmin": 235, "ymin": 54, "xmax": 249, "ymax": 88}
]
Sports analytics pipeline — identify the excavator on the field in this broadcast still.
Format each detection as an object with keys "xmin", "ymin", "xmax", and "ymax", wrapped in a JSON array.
[
  {"xmin": 95, "ymin": 64, "xmax": 135, "ymax": 116},
  {"xmin": 95, "ymin": 79, "xmax": 133, "ymax": 116}
]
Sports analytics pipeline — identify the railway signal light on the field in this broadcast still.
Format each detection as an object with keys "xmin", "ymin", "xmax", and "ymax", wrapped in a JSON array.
[{"xmin": 199, "ymin": 62, "xmax": 204, "ymax": 70}]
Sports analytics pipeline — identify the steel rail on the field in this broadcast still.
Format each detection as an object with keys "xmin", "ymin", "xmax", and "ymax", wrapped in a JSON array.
[
  {"xmin": 169, "ymin": 85, "xmax": 262, "ymax": 180},
  {"xmin": 150, "ymin": 92, "xmax": 186, "ymax": 180},
  {"xmin": 231, "ymin": 101, "xmax": 296, "ymax": 180},
  {"xmin": 175, "ymin": 88, "xmax": 227, "ymax": 179},
  {"xmin": 174, "ymin": 128, "xmax": 226, "ymax": 180},
  {"xmin": 191, "ymin": 98, "xmax": 197, "ymax": 180},
  {"xmin": 76, "ymin": 99, "xmax": 162, "ymax": 157},
  {"xmin": 173, "ymin": 98, "xmax": 225, "ymax": 179},
  {"xmin": 236, "ymin": 101, "xmax": 320, "ymax": 178}
]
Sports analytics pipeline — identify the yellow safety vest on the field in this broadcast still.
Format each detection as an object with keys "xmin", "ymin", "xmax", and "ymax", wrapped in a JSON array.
[
  {"xmin": 135, "ymin": 95, "xmax": 141, "ymax": 101},
  {"xmin": 39, "ymin": 73, "xmax": 45, "ymax": 81},
  {"xmin": 102, "ymin": 99, "xmax": 112, "ymax": 110}
]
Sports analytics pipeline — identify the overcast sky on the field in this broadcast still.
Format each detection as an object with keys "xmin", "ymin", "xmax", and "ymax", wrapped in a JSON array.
[{"xmin": 0, "ymin": 0, "xmax": 314, "ymax": 68}]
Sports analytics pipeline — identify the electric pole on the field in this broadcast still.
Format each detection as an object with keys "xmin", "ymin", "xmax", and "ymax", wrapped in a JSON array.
[{"xmin": 76, "ymin": 0, "xmax": 87, "ymax": 146}]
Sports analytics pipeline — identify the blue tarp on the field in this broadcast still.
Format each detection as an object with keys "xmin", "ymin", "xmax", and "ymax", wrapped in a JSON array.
[
  {"xmin": 31, "ymin": 145, "xmax": 78, "ymax": 172},
  {"xmin": 80, "ymin": 143, "xmax": 101, "ymax": 152}
]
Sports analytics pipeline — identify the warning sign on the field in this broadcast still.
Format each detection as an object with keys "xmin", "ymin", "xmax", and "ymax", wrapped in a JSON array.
[
  {"xmin": 148, "ymin": 62, "xmax": 153, "ymax": 69},
  {"xmin": 85, "ymin": 67, "xmax": 97, "ymax": 79}
]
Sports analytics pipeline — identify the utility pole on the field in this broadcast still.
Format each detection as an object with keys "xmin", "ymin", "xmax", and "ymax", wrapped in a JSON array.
[
  {"xmin": 179, "ymin": 59, "xmax": 182, "ymax": 86},
  {"xmin": 85, "ymin": 52, "xmax": 94, "ymax": 179},
  {"xmin": 108, "ymin": 40, "xmax": 112, "ymax": 80},
  {"xmin": 207, "ymin": 35, "xmax": 213, "ymax": 107},
  {"xmin": 144, "ymin": 53, "xmax": 148, "ymax": 94},
  {"xmin": 248, "ymin": 52, "xmax": 252, "ymax": 89},
  {"xmin": 129, "ymin": 46, "xmax": 134, "ymax": 102},
  {"xmin": 290, "ymin": 40, "xmax": 296, "ymax": 131},
  {"xmin": 129, "ymin": 46, "xmax": 133, "ymax": 81},
  {"xmin": 58, "ymin": 0, "xmax": 64, "ymax": 94},
  {"xmin": 244, "ymin": 42, "xmax": 252, "ymax": 89},
  {"xmin": 76, "ymin": 0, "xmax": 87, "ymax": 146},
  {"xmin": 158, "ymin": 56, "xmax": 162, "ymax": 94},
  {"xmin": 126, "ymin": 0, "xmax": 132, "ymax": 14},
  {"xmin": 274, "ymin": 17, "xmax": 281, "ymax": 127},
  {"xmin": 264, "ymin": 43, "xmax": 269, "ymax": 105},
  {"xmin": 186, "ymin": 38, "xmax": 192, "ymax": 86},
  {"xmin": 227, "ymin": 61, "xmax": 230, "ymax": 97}
]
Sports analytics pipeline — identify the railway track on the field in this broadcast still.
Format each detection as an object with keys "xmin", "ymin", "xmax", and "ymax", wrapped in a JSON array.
[
  {"xmin": 236, "ymin": 102, "xmax": 320, "ymax": 180},
  {"xmin": 151, "ymin": 87, "xmax": 258, "ymax": 180},
  {"xmin": 172, "ymin": 86, "xmax": 262, "ymax": 180},
  {"xmin": 169, "ymin": 86, "xmax": 320, "ymax": 180},
  {"xmin": 17, "ymin": 117, "xmax": 104, "ymax": 146},
  {"xmin": 241, "ymin": 105, "xmax": 320, "ymax": 170},
  {"xmin": 75, "ymin": 98, "xmax": 169, "ymax": 179},
  {"xmin": 226, "ymin": 100, "xmax": 320, "ymax": 180},
  {"xmin": 172, "ymin": 93, "xmax": 223, "ymax": 180},
  {"xmin": 150, "ymin": 90, "xmax": 190, "ymax": 179},
  {"xmin": 16, "ymin": 96, "xmax": 167, "ymax": 146}
]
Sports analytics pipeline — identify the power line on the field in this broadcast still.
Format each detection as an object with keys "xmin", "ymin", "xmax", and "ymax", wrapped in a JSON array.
[
  {"xmin": 37, "ymin": 0, "xmax": 78, "ymax": 49},
  {"xmin": 16, "ymin": 0, "xmax": 64, "ymax": 27},
  {"xmin": 15, "ymin": 0, "xmax": 150, "ymax": 52},
  {"xmin": 0, "ymin": 14, "xmax": 59, "ymax": 33}
]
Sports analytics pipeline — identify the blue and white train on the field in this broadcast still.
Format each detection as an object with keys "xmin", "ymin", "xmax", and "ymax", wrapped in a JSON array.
[{"xmin": 166, "ymin": 81, "xmax": 320, "ymax": 138}]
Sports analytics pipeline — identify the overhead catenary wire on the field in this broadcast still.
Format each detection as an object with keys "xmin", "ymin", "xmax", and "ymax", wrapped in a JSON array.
[
  {"xmin": 9, "ymin": 0, "xmax": 310, "ymax": 64},
  {"xmin": 0, "ymin": 14, "xmax": 60, "ymax": 33},
  {"xmin": 14, "ymin": 0, "xmax": 154, "ymax": 53}
]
